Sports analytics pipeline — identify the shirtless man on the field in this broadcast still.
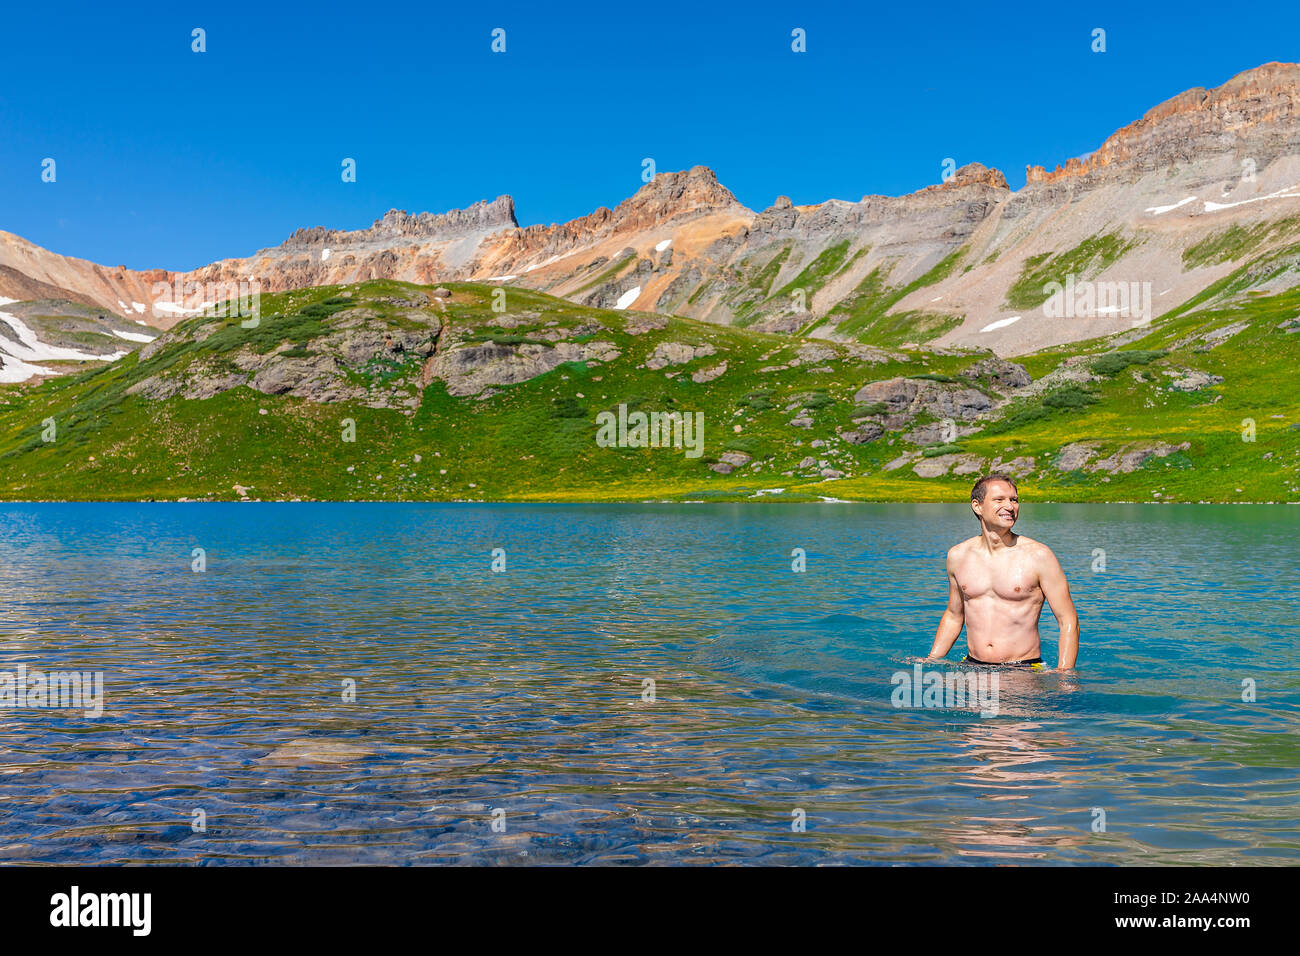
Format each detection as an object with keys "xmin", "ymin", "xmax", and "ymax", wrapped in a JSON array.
[{"xmin": 925, "ymin": 473, "xmax": 1079, "ymax": 669}]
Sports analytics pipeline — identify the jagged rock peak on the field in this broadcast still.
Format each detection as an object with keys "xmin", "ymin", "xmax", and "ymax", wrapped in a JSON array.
[
  {"xmin": 280, "ymin": 195, "xmax": 518, "ymax": 250},
  {"xmin": 856, "ymin": 162, "xmax": 1010, "ymax": 204},
  {"xmin": 942, "ymin": 162, "xmax": 1010, "ymax": 191},
  {"xmin": 613, "ymin": 166, "xmax": 749, "ymax": 225},
  {"xmin": 1026, "ymin": 61, "xmax": 1300, "ymax": 185}
]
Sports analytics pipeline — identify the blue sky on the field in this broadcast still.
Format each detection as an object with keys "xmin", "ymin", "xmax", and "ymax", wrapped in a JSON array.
[{"xmin": 2, "ymin": 0, "xmax": 1297, "ymax": 270}]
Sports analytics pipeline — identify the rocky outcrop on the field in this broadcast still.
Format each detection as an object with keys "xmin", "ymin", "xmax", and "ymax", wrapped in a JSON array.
[
  {"xmin": 1055, "ymin": 442, "xmax": 1100, "ymax": 471},
  {"xmin": 625, "ymin": 315, "xmax": 669, "ymax": 335},
  {"xmin": 747, "ymin": 163, "xmax": 1007, "ymax": 247},
  {"xmin": 710, "ymin": 451, "xmax": 753, "ymax": 474},
  {"xmin": 842, "ymin": 422, "xmax": 884, "ymax": 444},
  {"xmin": 432, "ymin": 339, "xmax": 620, "ymax": 397},
  {"xmin": 643, "ymin": 341, "xmax": 716, "ymax": 370},
  {"xmin": 1089, "ymin": 441, "xmax": 1190, "ymax": 474},
  {"xmin": 1166, "ymin": 369, "xmax": 1225, "ymax": 391},
  {"xmin": 988, "ymin": 455, "xmax": 1036, "ymax": 476},
  {"xmin": 960, "ymin": 356, "xmax": 1032, "ymax": 389},
  {"xmin": 853, "ymin": 376, "xmax": 993, "ymax": 421},
  {"xmin": 496, "ymin": 166, "xmax": 749, "ymax": 267},
  {"xmin": 913, "ymin": 453, "xmax": 985, "ymax": 477},
  {"xmin": 904, "ymin": 421, "xmax": 965, "ymax": 446},
  {"xmin": 284, "ymin": 198, "xmax": 517, "ymax": 250},
  {"xmin": 691, "ymin": 361, "xmax": 727, "ymax": 383},
  {"xmin": 127, "ymin": 309, "xmax": 442, "ymax": 410}
]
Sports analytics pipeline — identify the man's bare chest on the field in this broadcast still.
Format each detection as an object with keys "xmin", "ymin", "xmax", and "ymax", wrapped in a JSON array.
[{"xmin": 956, "ymin": 555, "xmax": 1041, "ymax": 602}]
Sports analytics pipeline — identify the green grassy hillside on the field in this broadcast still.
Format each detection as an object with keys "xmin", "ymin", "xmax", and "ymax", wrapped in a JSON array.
[{"xmin": 0, "ymin": 278, "xmax": 1296, "ymax": 502}]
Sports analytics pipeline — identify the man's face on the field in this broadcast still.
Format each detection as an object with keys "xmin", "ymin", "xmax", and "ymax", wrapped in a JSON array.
[{"xmin": 973, "ymin": 481, "xmax": 1019, "ymax": 530}]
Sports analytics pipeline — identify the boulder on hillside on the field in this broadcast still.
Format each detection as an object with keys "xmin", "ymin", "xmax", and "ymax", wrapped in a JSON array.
[
  {"xmin": 691, "ymin": 361, "xmax": 727, "ymax": 383},
  {"xmin": 1089, "ymin": 441, "xmax": 1190, "ymax": 474},
  {"xmin": 431, "ymin": 340, "xmax": 619, "ymax": 397},
  {"xmin": 960, "ymin": 357, "xmax": 1032, "ymax": 389},
  {"xmin": 988, "ymin": 455, "xmax": 1036, "ymax": 476},
  {"xmin": 625, "ymin": 315, "xmax": 668, "ymax": 335},
  {"xmin": 749, "ymin": 313, "xmax": 805, "ymax": 334},
  {"xmin": 644, "ymin": 341, "xmax": 716, "ymax": 369},
  {"xmin": 1165, "ymin": 369, "xmax": 1224, "ymax": 391},
  {"xmin": 913, "ymin": 453, "xmax": 985, "ymax": 478},
  {"xmin": 793, "ymin": 344, "xmax": 839, "ymax": 365},
  {"xmin": 853, "ymin": 376, "xmax": 992, "ymax": 422},
  {"xmin": 841, "ymin": 422, "xmax": 884, "ymax": 444},
  {"xmin": 1055, "ymin": 442, "xmax": 1100, "ymax": 471},
  {"xmin": 710, "ymin": 451, "xmax": 753, "ymax": 474}
]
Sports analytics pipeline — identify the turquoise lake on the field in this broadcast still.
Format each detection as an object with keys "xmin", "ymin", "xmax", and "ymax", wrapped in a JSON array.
[{"xmin": 0, "ymin": 502, "xmax": 1297, "ymax": 864}]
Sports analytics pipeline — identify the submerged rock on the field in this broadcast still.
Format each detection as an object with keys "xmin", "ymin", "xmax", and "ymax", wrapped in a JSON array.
[{"xmin": 262, "ymin": 738, "xmax": 376, "ymax": 764}]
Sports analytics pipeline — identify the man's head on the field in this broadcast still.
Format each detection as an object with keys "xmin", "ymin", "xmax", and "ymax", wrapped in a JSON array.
[{"xmin": 971, "ymin": 472, "xmax": 1019, "ymax": 531}]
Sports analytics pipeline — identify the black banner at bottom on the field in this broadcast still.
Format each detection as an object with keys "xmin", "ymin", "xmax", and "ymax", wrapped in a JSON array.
[{"xmin": 0, "ymin": 865, "xmax": 1283, "ymax": 943}]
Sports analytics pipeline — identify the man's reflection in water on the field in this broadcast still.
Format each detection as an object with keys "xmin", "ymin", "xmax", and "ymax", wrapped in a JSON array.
[{"xmin": 938, "ymin": 668, "xmax": 1089, "ymax": 859}]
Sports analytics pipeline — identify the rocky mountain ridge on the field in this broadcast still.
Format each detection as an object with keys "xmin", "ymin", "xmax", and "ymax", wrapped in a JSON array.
[{"xmin": 3, "ymin": 61, "xmax": 1300, "ymax": 384}]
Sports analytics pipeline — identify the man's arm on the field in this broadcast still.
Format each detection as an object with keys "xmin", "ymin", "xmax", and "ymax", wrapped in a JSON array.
[
  {"xmin": 925, "ymin": 552, "xmax": 964, "ymax": 660},
  {"xmin": 1037, "ymin": 546, "xmax": 1079, "ymax": 669}
]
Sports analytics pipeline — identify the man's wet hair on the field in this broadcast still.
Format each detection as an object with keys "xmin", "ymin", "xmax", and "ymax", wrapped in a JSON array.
[{"xmin": 971, "ymin": 472, "xmax": 1019, "ymax": 504}]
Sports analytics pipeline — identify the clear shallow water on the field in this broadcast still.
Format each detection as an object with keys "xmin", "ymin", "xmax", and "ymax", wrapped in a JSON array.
[{"xmin": 0, "ymin": 502, "xmax": 1297, "ymax": 865}]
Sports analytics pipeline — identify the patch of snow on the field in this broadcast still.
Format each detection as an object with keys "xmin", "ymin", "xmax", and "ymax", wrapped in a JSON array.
[
  {"xmin": 151, "ymin": 300, "xmax": 213, "ymax": 315},
  {"xmin": 131, "ymin": 302, "xmax": 146, "ymax": 313},
  {"xmin": 112, "ymin": 329, "xmax": 156, "ymax": 343},
  {"xmin": 614, "ymin": 286, "xmax": 641, "ymax": 310},
  {"xmin": 321, "ymin": 248, "xmax": 331, "ymax": 261},
  {"xmin": 481, "ymin": 274, "xmax": 517, "ymax": 282},
  {"xmin": 655, "ymin": 239, "xmax": 672, "ymax": 252},
  {"xmin": 1145, "ymin": 196, "xmax": 1197, "ymax": 215},
  {"xmin": 1204, "ymin": 183, "xmax": 1300, "ymax": 212},
  {"xmin": 979, "ymin": 315, "xmax": 1021, "ymax": 333},
  {"xmin": 0, "ymin": 354, "xmax": 56, "ymax": 383},
  {"xmin": 0, "ymin": 310, "xmax": 128, "ymax": 382},
  {"xmin": 0, "ymin": 297, "xmax": 18, "ymax": 307},
  {"xmin": 749, "ymin": 488, "xmax": 786, "ymax": 497}
]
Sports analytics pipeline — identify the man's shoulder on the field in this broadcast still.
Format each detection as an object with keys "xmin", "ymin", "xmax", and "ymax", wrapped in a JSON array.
[
  {"xmin": 947, "ymin": 537, "xmax": 980, "ymax": 560},
  {"xmin": 1017, "ymin": 535, "xmax": 1060, "ymax": 562}
]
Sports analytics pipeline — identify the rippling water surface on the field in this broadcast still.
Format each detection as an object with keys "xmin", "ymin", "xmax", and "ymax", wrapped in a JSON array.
[{"xmin": 1, "ymin": 502, "xmax": 1297, "ymax": 865}]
